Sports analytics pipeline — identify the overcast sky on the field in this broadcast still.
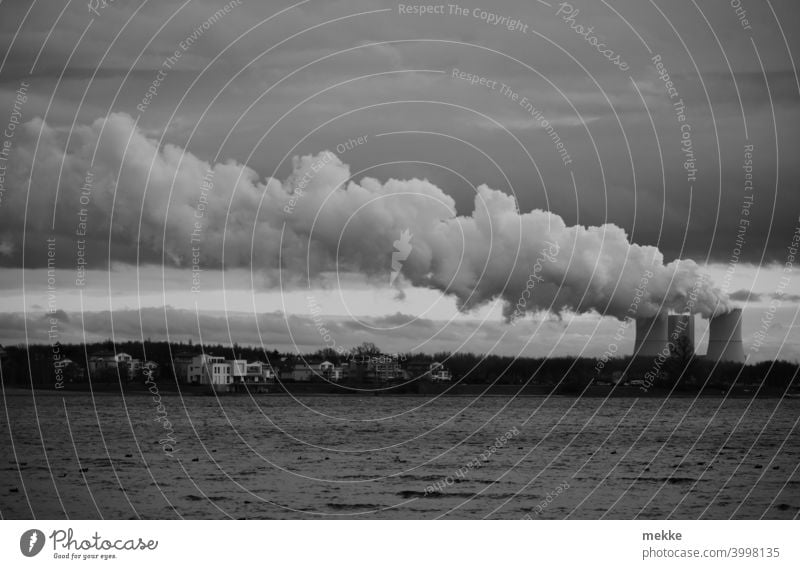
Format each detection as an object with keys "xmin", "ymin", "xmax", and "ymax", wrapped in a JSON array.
[{"xmin": 0, "ymin": 0, "xmax": 798, "ymax": 360}]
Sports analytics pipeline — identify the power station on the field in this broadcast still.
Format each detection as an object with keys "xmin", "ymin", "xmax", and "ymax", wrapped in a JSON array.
[
  {"xmin": 632, "ymin": 308, "xmax": 744, "ymax": 363},
  {"xmin": 705, "ymin": 308, "xmax": 746, "ymax": 363},
  {"xmin": 633, "ymin": 314, "xmax": 669, "ymax": 357}
]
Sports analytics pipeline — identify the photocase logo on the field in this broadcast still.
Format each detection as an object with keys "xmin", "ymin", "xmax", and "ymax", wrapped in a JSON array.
[
  {"xmin": 390, "ymin": 229, "xmax": 413, "ymax": 285},
  {"xmin": 20, "ymin": 529, "xmax": 45, "ymax": 557}
]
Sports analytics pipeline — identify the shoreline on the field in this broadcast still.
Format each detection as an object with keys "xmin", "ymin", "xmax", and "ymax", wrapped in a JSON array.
[{"xmin": 2, "ymin": 385, "xmax": 796, "ymax": 399}]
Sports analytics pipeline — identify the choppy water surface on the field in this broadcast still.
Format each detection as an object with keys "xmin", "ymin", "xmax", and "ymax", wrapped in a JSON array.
[{"xmin": 1, "ymin": 390, "xmax": 798, "ymax": 519}]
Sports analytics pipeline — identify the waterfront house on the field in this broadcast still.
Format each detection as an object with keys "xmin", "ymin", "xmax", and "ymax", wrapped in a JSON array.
[
  {"xmin": 371, "ymin": 356, "xmax": 404, "ymax": 382},
  {"xmin": 187, "ymin": 354, "xmax": 225, "ymax": 384},
  {"xmin": 289, "ymin": 359, "xmax": 342, "ymax": 382},
  {"xmin": 318, "ymin": 360, "xmax": 343, "ymax": 382},
  {"xmin": 429, "ymin": 362, "xmax": 452, "ymax": 382},
  {"xmin": 211, "ymin": 360, "xmax": 232, "ymax": 384},
  {"xmin": 246, "ymin": 361, "xmax": 278, "ymax": 382},
  {"xmin": 229, "ymin": 359, "xmax": 248, "ymax": 383},
  {"xmin": 246, "ymin": 361, "xmax": 263, "ymax": 380},
  {"xmin": 172, "ymin": 352, "xmax": 196, "ymax": 382},
  {"xmin": 188, "ymin": 355, "xmax": 259, "ymax": 385},
  {"xmin": 403, "ymin": 359, "xmax": 451, "ymax": 382},
  {"xmin": 88, "ymin": 351, "xmax": 132, "ymax": 373}
]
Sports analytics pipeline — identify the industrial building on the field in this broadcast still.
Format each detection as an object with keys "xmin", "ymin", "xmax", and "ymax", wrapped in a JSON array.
[
  {"xmin": 633, "ymin": 309, "xmax": 744, "ymax": 363},
  {"xmin": 633, "ymin": 313, "xmax": 669, "ymax": 357},
  {"xmin": 705, "ymin": 308, "xmax": 746, "ymax": 363}
]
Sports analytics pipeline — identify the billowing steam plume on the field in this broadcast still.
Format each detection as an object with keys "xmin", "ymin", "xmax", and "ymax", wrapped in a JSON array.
[{"xmin": 0, "ymin": 113, "xmax": 731, "ymax": 319}]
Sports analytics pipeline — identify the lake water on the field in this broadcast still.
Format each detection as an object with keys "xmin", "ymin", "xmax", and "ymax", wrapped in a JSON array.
[{"xmin": 1, "ymin": 390, "xmax": 798, "ymax": 519}]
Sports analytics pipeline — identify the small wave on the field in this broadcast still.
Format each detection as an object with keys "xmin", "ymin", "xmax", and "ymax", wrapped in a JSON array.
[{"xmin": 326, "ymin": 503, "xmax": 384, "ymax": 511}]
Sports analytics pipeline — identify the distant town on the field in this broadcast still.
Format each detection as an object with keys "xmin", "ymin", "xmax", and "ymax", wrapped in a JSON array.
[
  {"xmin": 0, "ymin": 341, "xmax": 451, "ymax": 394},
  {"xmin": 1, "ymin": 339, "xmax": 798, "ymax": 397}
]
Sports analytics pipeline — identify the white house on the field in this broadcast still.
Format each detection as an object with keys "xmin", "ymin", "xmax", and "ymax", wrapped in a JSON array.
[
  {"xmin": 291, "ymin": 360, "xmax": 344, "ymax": 382},
  {"xmin": 246, "ymin": 362, "xmax": 278, "ymax": 382},
  {"xmin": 88, "ymin": 351, "xmax": 133, "ymax": 373},
  {"xmin": 246, "ymin": 362, "xmax": 263, "ymax": 379},
  {"xmin": 211, "ymin": 361, "xmax": 232, "ymax": 385},
  {"xmin": 373, "ymin": 357, "xmax": 403, "ymax": 382},
  {"xmin": 187, "ymin": 354, "xmax": 225, "ymax": 384},
  {"xmin": 261, "ymin": 364, "xmax": 278, "ymax": 381},
  {"xmin": 318, "ymin": 361, "xmax": 343, "ymax": 382},
  {"xmin": 189, "ymin": 355, "xmax": 277, "ymax": 385},
  {"xmin": 429, "ymin": 362, "xmax": 452, "ymax": 382},
  {"xmin": 229, "ymin": 359, "xmax": 248, "ymax": 382}
]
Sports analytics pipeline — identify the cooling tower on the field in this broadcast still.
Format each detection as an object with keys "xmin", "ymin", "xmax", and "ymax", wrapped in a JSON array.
[
  {"xmin": 634, "ymin": 313, "xmax": 669, "ymax": 357},
  {"xmin": 667, "ymin": 313, "xmax": 695, "ymax": 355},
  {"xmin": 706, "ymin": 308, "xmax": 745, "ymax": 363}
]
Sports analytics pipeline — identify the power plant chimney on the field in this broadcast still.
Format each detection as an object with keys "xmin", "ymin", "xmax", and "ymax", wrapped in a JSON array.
[
  {"xmin": 633, "ymin": 313, "xmax": 669, "ymax": 357},
  {"xmin": 706, "ymin": 307, "xmax": 745, "ymax": 363},
  {"xmin": 667, "ymin": 313, "xmax": 695, "ymax": 356}
]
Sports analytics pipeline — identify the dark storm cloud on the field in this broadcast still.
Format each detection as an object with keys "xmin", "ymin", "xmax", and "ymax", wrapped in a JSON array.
[
  {"xmin": 707, "ymin": 70, "xmax": 800, "ymax": 109},
  {"xmin": 774, "ymin": 292, "xmax": 800, "ymax": 303},
  {"xmin": 0, "ymin": 67, "xmax": 143, "ymax": 86},
  {"xmin": 729, "ymin": 289, "xmax": 760, "ymax": 302},
  {"xmin": 0, "ymin": 0, "xmax": 798, "ymax": 281},
  {"xmin": 0, "ymin": 306, "xmax": 439, "ymax": 351}
]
